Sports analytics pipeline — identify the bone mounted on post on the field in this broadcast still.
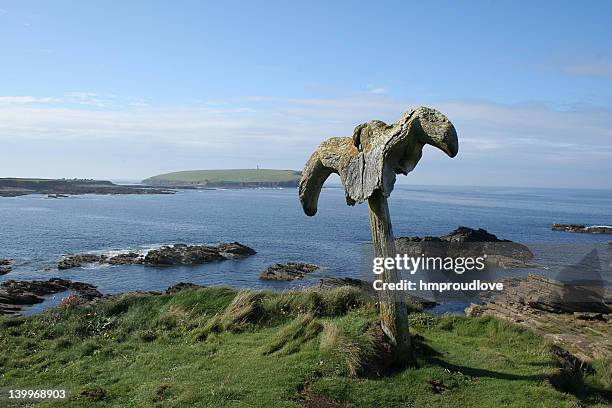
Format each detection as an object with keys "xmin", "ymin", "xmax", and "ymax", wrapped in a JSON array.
[
  {"xmin": 299, "ymin": 137, "xmax": 357, "ymax": 216},
  {"xmin": 299, "ymin": 107, "xmax": 458, "ymax": 216},
  {"xmin": 298, "ymin": 107, "xmax": 459, "ymax": 363}
]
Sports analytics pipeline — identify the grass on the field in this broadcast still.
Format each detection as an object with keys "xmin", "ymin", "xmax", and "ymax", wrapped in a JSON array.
[
  {"xmin": 143, "ymin": 169, "xmax": 301, "ymax": 184},
  {"xmin": 0, "ymin": 287, "xmax": 609, "ymax": 407}
]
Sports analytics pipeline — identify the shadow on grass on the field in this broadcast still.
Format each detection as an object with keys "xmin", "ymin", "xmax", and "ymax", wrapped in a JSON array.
[
  {"xmin": 410, "ymin": 334, "xmax": 548, "ymax": 381},
  {"xmin": 549, "ymin": 369, "xmax": 611, "ymax": 405},
  {"xmin": 414, "ymin": 334, "xmax": 611, "ymax": 405},
  {"xmin": 424, "ymin": 357, "xmax": 548, "ymax": 381}
]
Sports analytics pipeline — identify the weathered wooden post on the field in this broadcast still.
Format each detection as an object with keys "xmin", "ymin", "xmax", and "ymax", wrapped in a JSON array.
[{"xmin": 299, "ymin": 107, "xmax": 458, "ymax": 363}]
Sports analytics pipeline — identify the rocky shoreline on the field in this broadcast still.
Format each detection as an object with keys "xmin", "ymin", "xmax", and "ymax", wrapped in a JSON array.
[
  {"xmin": 58, "ymin": 242, "xmax": 256, "ymax": 269},
  {"xmin": 3, "ymin": 229, "xmax": 610, "ymax": 373},
  {"xmin": 466, "ymin": 274, "xmax": 611, "ymax": 364},
  {"xmin": 0, "ymin": 178, "xmax": 175, "ymax": 198},
  {"xmin": 2, "ymin": 266, "xmax": 610, "ymax": 374},
  {"xmin": 259, "ymin": 262, "xmax": 319, "ymax": 281},
  {"xmin": 0, "ymin": 278, "xmax": 102, "ymax": 316},
  {"xmin": 552, "ymin": 224, "xmax": 612, "ymax": 234}
]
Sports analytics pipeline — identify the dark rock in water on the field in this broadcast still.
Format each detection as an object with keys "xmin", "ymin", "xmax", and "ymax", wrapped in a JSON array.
[
  {"xmin": 0, "ymin": 304, "xmax": 21, "ymax": 315},
  {"xmin": 608, "ymin": 241, "xmax": 612, "ymax": 249},
  {"xmin": 217, "ymin": 242, "xmax": 257, "ymax": 257},
  {"xmin": 0, "ymin": 278, "xmax": 102, "ymax": 316},
  {"xmin": 395, "ymin": 226, "xmax": 535, "ymax": 268},
  {"xmin": 552, "ymin": 224, "xmax": 612, "ymax": 234},
  {"xmin": 165, "ymin": 282, "xmax": 207, "ymax": 294},
  {"xmin": 108, "ymin": 252, "xmax": 143, "ymax": 265},
  {"xmin": 1, "ymin": 278, "xmax": 101, "ymax": 299},
  {"xmin": 0, "ymin": 289, "xmax": 42, "ymax": 305},
  {"xmin": 259, "ymin": 262, "xmax": 319, "ymax": 281},
  {"xmin": 144, "ymin": 245, "xmax": 226, "ymax": 265},
  {"xmin": 552, "ymin": 223, "xmax": 586, "ymax": 232},
  {"xmin": 0, "ymin": 259, "xmax": 12, "ymax": 275},
  {"xmin": 58, "ymin": 254, "xmax": 107, "ymax": 270},
  {"xmin": 57, "ymin": 242, "xmax": 256, "ymax": 269},
  {"xmin": 467, "ymin": 274, "xmax": 612, "ymax": 363},
  {"xmin": 143, "ymin": 242, "xmax": 257, "ymax": 265}
]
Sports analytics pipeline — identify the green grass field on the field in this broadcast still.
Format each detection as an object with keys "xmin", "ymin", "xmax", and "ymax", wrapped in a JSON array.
[
  {"xmin": 0, "ymin": 287, "xmax": 609, "ymax": 407},
  {"xmin": 143, "ymin": 169, "xmax": 301, "ymax": 185}
]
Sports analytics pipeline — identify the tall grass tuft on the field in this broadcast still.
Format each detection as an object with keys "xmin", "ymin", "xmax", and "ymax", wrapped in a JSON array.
[
  {"xmin": 319, "ymin": 321, "xmax": 378, "ymax": 377},
  {"xmin": 220, "ymin": 290, "xmax": 264, "ymax": 330},
  {"xmin": 260, "ymin": 286, "xmax": 370, "ymax": 322},
  {"xmin": 262, "ymin": 313, "xmax": 323, "ymax": 355}
]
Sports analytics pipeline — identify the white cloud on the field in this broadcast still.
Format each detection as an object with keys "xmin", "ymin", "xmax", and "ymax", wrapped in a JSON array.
[
  {"xmin": 64, "ymin": 92, "xmax": 111, "ymax": 107},
  {"xmin": 556, "ymin": 58, "xmax": 612, "ymax": 77},
  {"xmin": 366, "ymin": 86, "xmax": 387, "ymax": 94},
  {"xmin": 0, "ymin": 92, "xmax": 150, "ymax": 109},
  {"xmin": 1, "ymin": 94, "xmax": 610, "ymax": 153},
  {"xmin": 0, "ymin": 96, "xmax": 61, "ymax": 104},
  {"xmin": 0, "ymin": 94, "xmax": 610, "ymax": 187},
  {"xmin": 127, "ymin": 101, "xmax": 149, "ymax": 107}
]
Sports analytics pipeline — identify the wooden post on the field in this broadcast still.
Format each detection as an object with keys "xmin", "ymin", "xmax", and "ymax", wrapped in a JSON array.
[{"xmin": 368, "ymin": 189, "xmax": 411, "ymax": 363}]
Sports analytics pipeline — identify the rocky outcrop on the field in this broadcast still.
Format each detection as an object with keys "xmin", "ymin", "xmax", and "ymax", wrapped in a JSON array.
[
  {"xmin": 144, "ymin": 244, "xmax": 226, "ymax": 265},
  {"xmin": 552, "ymin": 224, "xmax": 612, "ymax": 234},
  {"xmin": 108, "ymin": 252, "xmax": 143, "ymax": 265},
  {"xmin": 143, "ymin": 243, "xmax": 255, "ymax": 265},
  {"xmin": 259, "ymin": 262, "xmax": 319, "ymax": 281},
  {"xmin": 395, "ymin": 227, "xmax": 536, "ymax": 268},
  {"xmin": 165, "ymin": 282, "xmax": 207, "ymax": 294},
  {"xmin": 478, "ymin": 274, "xmax": 611, "ymax": 314},
  {"xmin": 466, "ymin": 274, "xmax": 611, "ymax": 362},
  {"xmin": 0, "ymin": 278, "xmax": 102, "ymax": 316},
  {"xmin": 217, "ymin": 242, "xmax": 257, "ymax": 258},
  {"xmin": 0, "ymin": 259, "xmax": 12, "ymax": 275},
  {"xmin": 58, "ymin": 254, "xmax": 107, "ymax": 270},
  {"xmin": 57, "ymin": 242, "xmax": 256, "ymax": 269}
]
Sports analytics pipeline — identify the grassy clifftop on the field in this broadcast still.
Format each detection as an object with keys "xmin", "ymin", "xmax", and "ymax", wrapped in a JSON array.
[
  {"xmin": 0, "ymin": 287, "xmax": 609, "ymax": 407},
  {"xmin": 143, "ymin": 169, "xmax": 301, "ymax": 187}
]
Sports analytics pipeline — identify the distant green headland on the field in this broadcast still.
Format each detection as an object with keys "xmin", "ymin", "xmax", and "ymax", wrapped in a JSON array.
[{"xmin": 143, "ymin": 169, "xmax": 302, "ymax": 188}]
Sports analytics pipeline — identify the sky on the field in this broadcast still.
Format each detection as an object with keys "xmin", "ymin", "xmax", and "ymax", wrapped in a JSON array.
[{"xmin": 0, "ymin": 0, "xmax": 611, "ymax": 188}]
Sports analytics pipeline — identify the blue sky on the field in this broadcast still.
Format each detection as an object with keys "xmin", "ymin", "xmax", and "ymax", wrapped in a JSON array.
[{"xmin": 0, "ymin": 0, "xmax": 611, "ymax": 188}]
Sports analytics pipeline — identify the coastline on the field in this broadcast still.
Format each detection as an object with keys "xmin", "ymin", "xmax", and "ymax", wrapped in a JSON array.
[{"xmin": 0, "ymin": 178, "xmax": 174, "ymax": 197}]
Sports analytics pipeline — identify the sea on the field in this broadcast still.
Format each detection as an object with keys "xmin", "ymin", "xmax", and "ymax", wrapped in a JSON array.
[{"xmin": 1, "ymin": 184, "xmax": 610, "ymax": 315}]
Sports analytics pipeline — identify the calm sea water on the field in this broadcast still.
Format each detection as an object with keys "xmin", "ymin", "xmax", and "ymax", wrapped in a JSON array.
[{"xmin": 1, "ymin": 185, "xmax": 611, "ymax": 313}]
